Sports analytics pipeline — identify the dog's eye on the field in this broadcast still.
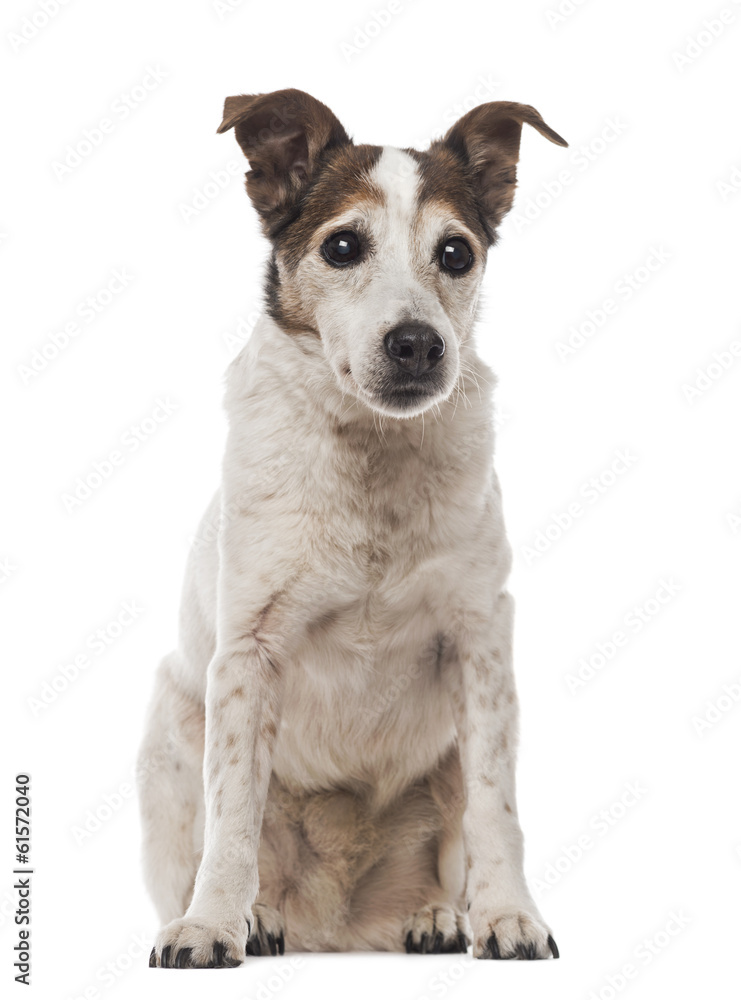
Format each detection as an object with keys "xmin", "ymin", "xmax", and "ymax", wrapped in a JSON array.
[
  {"xmin": 440, "ymin": 237, "xmax": 473, "ymax": 274},
  {"xmin": 322, "ymin": 231, "xmax": 360, "ymax": 266}
]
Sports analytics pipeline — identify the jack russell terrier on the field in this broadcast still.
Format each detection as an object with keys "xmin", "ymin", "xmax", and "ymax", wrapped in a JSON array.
[{"xmin": 139, "ymin": 88, "xmax": 567, "ymax": 968}]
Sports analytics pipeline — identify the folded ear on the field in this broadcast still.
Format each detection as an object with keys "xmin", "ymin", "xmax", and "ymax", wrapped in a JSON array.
[
  {"xmin": 217, "ymin": 88, "xmax": 351, "ymax": 223},
  {"xmin": 441, "ymin": 101, "xmax": 567, "ymax": 234}
]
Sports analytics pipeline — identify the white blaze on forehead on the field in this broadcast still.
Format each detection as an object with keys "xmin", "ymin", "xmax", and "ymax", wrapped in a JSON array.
[
  {"xmin": 367, "ymin": 146, "xmax": 423, "ymax": 309},
  {"xmin": 361, "ymin": 146, "xmax": 450, "ymax": 331},
  {"xmin": 372, "ymin": 146, "xmax": 421, "ymax": 228}
]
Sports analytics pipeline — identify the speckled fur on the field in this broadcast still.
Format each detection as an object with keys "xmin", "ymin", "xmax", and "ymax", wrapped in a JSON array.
[{"xmin": 139, "ymin": 90, "xmax": 566, "ymax": 968}]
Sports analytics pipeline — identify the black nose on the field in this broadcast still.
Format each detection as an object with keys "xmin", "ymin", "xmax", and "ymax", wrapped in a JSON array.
[{"xmin": 384, "ymin": 324, "xmax": 445, "ymax": 377}]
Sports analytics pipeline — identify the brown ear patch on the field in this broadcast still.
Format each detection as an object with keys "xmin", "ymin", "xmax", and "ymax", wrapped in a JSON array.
[
  {"xmin": 217, "ymin": 88, "xmax": 352, "ymax": 224},
  {"xmin": 437, "ymin": 101, "xmax": 568, "ymax": 236}
]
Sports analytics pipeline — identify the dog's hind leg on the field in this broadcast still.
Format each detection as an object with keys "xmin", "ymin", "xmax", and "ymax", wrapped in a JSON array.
[
  {"xmin": 402, "ymin": 832, "xmax": 470, "ymax": 954},
  {"xmin": 404, "ymin": 745, "xmax": 470, "ymax": 954},
  {"xmin": 137, "ymin": 653, "xmax": 205, "ymax": 926},
  {"xmin": 245, "ymin": 902, "xmax": 286, "ymax": 956}
]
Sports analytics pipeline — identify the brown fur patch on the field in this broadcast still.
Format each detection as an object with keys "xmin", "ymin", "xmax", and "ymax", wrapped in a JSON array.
[
  {"xmin": 265, "ymin": 144, "xmax": 384, "ymax": 335},
  {"xmin": 261, "ymin": 718, "xmax": 278, "ymax": 741},
  {"xmin": 408, "ymin": 144, "xmax": 491, "ymax": 250}
]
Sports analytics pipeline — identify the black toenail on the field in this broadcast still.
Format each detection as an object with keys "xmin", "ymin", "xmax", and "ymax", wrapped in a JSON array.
[
  {"xmin": 174, "ymin": 947, "xmax": 192, "ymax": 968},
  {"xmin": 486, "ymin": 932, "xmax": 501, "ymax": 959}
]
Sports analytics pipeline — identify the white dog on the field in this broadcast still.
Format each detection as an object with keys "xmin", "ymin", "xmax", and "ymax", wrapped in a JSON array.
[{"xmin": 139, "ymin": 89, "xmax": 567, "ymax": 968}]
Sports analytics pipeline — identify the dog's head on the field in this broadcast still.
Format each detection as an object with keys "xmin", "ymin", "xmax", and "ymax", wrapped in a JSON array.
[{"xmin": 218, "ymin": 89, "xmax": 566, "ymax": 418}]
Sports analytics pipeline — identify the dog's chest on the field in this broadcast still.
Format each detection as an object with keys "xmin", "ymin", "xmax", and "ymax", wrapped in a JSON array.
[
  {"xmin": 271, "ymin": 409, "xmax": 494, "ymax": 680},
  {"xmin": 295, "ymin": 435, "xmax": 483, "ymax": 636},
  {"xmin": 273, "ymin": 586, "xmax": 458, "ymax": 797},
  {"xmin": 271, "ymin": 468, "xmax": 475, "ymax": 795}
]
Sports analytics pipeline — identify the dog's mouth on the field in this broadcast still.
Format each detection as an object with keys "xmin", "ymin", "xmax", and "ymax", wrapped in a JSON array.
[{"xmin": 342, "ymin": 366, "xmax": 454, "ymax": 418}]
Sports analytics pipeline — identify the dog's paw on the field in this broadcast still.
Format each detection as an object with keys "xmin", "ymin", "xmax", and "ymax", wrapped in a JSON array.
[
  {"xmin": 149, "ymin": 915, "xmax": 249, "ymax": 969},
  {"xmin": 404, "ymin": 904, "xmax": 470, "ymax": 954},
  {"xmin": 473, "ymin": 909, "xmax": 558, "ymax": 960},
  {"xmin": 245, "ymin": 902, "xmax": 285, "ymax": 956}
]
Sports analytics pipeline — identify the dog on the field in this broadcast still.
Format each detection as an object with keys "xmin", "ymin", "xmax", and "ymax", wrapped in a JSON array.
[{"xmin": 139, "ymin": 88, "xmax": 567, "ymax": 968}]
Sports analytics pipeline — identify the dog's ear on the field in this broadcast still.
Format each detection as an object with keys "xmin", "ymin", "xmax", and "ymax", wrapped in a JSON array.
[
  {"xmin": 217, "ymin": 88, "xmax": 351, "ymax": 222},
  {"xmin": 441, "ymin": 102, "xmax": 567, "ymax": 233}
]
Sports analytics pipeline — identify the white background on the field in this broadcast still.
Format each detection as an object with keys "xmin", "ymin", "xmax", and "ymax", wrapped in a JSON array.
[{"xmin": 2, "ymin": 0, "xmax": 739, "ymax": 998}]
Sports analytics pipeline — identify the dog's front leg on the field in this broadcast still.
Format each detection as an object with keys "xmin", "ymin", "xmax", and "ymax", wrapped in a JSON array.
[
  {"xmin": 447, "ymin": 591, "xmax": 559, "ymax": 960},
  {"xmin": 150, "ymin": 596, "xmax": 289, "ymax": 968}
]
